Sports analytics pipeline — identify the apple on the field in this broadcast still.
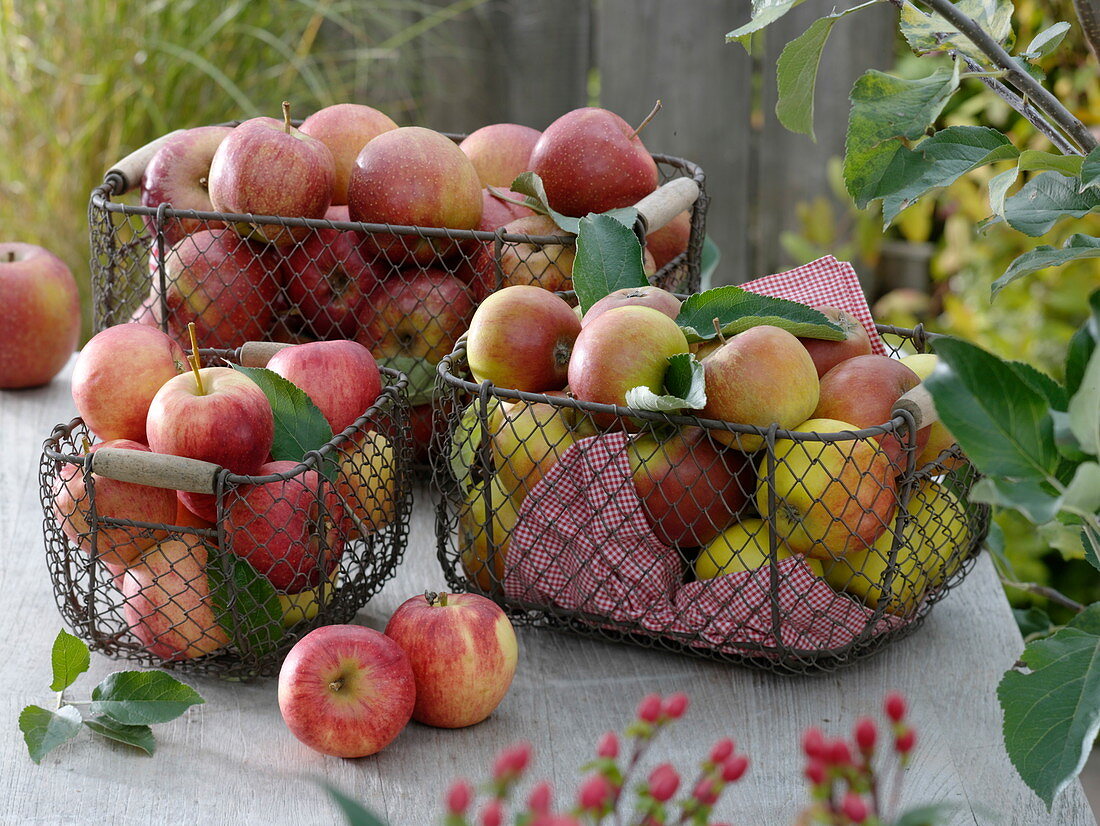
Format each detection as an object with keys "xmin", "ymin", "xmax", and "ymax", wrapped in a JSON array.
[
  {"xmin": 385, "ymin": 591, "xmax": 518, "ymax": 728},
  {"xmin": 478, "ymin": 188, "xmax": 535, "ymax": 231},
  {"xmin": 582, "ymin": 286, "xmax": 681, "ymax": 329},
  {"xmin": 695, "ymin": 519, "xmax": 825, "ymax": 580},
  {"xmin": 267, "ymin": 340, "xmax": 382, "ymax": 435},
  {"xmin": 298, "ymin": 103, "xmax": 398, "ymax": 205},
  {"xmin": 824, "ymin": 479, "xmax": 969, "ymax": 615},
  {"xmin": 208, "ymin": 102, "xmax": 335, "ymax": 245},
  {"xmin": 223, "ymin": 460, "xmax": 346, "ymax": 593},
  {"xmin": 568, "ymin": 305, "xmax": 690, "ymax": 429},
  {"xmin": 796, "ymin": 306, "xmax": 873, "ymax": 379},
  {"xmin": 336, "ymin": 429, "xmax": 398, "ymax": 538},
  {"xmin": 899, "ymin": 353, "xmax": 964, "ymax": 470},
  {"xmin": 466, "ymin": 285, "xmax": 581, "ymax": 392},
  {"xmin": 458, "ymin": 474, "xmax": 520, "ymax": 593},
  {"xmin": 278, "ymin": 624, "xmax": 416, "ymax": 758},
  {"xmin": 118, "ymin": 538, "xmax": 230, "ymax": 661},
  {"xmin": 490, "ymin": 401, "xmax": 588, "ymax": 506},
  {"xmin": 279, "ymin": 568, "xmax": 341, "ymax": 627},
  {"xmin": 627, "ymin": 427, "xmax": 756, "ymax": 549},
  {"xmin": 348, "ymin": 126, "xmax": 482, "ymax": 265},
  {"xmin": 0, "ymin": 243, "xmax": 81, "ymax": 389},
  {"xmin": 813, "ymin": 354, "xmax": 929, "ymax": 470},
  {"xmin": 475, "ymin": 214, "xmax": 575, "ymax": 293},
  {"xmin": 645, "ymin": 209, "xmax": 691, "ymax": 271},
  {"xmin": 756, "ymin": 417, "xmax": 899, "ymax": 560},
  {"xmin": 699, "ymin": 325, "xmax": 820, "ymax": 452},
  {"xmin": 52, "ymin": 439, "xmax": 178, "ymax": 568},
  {"xmin": 357, "ymin": 268, "xmax": 476, "ymax": 364},
  {"xmin": 459, "ymin": 123, "xmax": 541, "ymax": 188},
  {"xmin": 71, "ymin": 324, "xmax": 187, "ymax": 442},
  {"xmin": 529, "ymin": 107, "xmax": 659, "ymax": 217},
  {"xmin": 140, "ymin": 125, "xmax": 234, "ymax": 245},
  {"xmin": 146, "ymin": 365, "xmax": 274, "ymax": 521}
]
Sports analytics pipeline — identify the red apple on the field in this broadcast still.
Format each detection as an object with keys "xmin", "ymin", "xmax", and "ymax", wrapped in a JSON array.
[
  {"xmin": 797, "ymin": 306, "xmax": 873, "ymax": 379},
  {"xmin": 0, "ymin": 243, "xmax": 81, "ymax": 388},
  {"xmin": 529, "ymin": 107, "xmax": 658, "ymax": 217},
  {"xmin": 71, "ymin": 324, "xmax": 187, "ymax": 442},
  {"xmin": 267, "ymin": 340, "xmax": 382, "ymax": 434},
  {"xmin": 473, "ymin": 214, "xmax": 575, "ymax": 294},
  {"xmin": 900, "ymin": 353, "xmax": 964, "ymax": 470},
  {"xmin": 409, "ymin": 402, "xmax": 436, "ymax": 466},
  {"xmin": 146, "ymin": 366, "xmax": 274, "ymax": 521},
  {"xmin": 385, "ymin": 591, "xmax": 518, "ymax": 728},
  {"xmin": 581, "ymin": 286, "xmax": 681, "ymax": 329},
  {"xmin": 478, "ymin": 188, "xmax": 536, "ymax": 232},
  {"xmin": 208, "ymin": 103, "xmax": 335, "ymax": 245},
  {"xmin": 140, "ymin": 126, "xmax": 234, "ymax": 245},
  {"xmin": 278, "ymin": 624, "xmax": 416, "ymax": 758},
  {"xmin": 459, "ymin": 123, "xmax": 541, "ymax": 188},
  {"xmin": 298, "ymin": 103, "xmax": 398, "ymax": 205},
  {"xmin": 466, "ymin": 285, "xmax": 581, "ymax": 392},
  {"xmin": 645, "ymin": 209, "xmax": 691, "ymax": 271}
]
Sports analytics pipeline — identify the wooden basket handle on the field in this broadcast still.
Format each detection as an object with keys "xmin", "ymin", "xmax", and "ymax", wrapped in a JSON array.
[
  {"xmin": 892, "ymin": 384, "xmax": 940, "ymax": 431},
  {"xmin": 633, "ymin": 177, "xmax": 700, "ymax": 235},
  {"xmin": 237, "ymin": 340, "xmax": 291, "ymax": 368},
  {"xmin": 90, "ymin": 448, "xmax": 222, "ymax": 494},
  {"xmin": 102, "ymin": 129, "xmax": 187, "ymax": 195}
]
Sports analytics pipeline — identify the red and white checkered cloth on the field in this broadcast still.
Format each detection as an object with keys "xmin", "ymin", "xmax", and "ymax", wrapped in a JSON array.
[{"xmin": 501, "ymin": 257, "xmax": 902, "ymax": 655}]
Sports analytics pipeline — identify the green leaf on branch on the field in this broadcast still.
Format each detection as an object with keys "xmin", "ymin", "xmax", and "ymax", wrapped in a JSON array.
[
  {"xmin": 1014, "ymin": 607, "xmax": 1054, "ymax": 639},
  {"xmin": 1063, "ymin": 462, "xmax": 1100, "ymax": 516},
  {"xmin": 675, "ymin": 286, "xmax": 844, "ymax": 343},
  {"xmin": 1018, "ymin": 150, "xmax": 1084, "ymax": 177},
  {"xmin": 999, "ymin": 604, "xmax": 1100, "ymax": 810},
  {"xmin": 90, "ymin": 671, "xmax": 204, "ymax": 726},
  {"xmin": 1021, "ymin": 21, "xmax": 1071, "ymax": 57},
  {"xmin": 900, "ymin": 0, "xmax": 1014, "ymax": 59},
  {"xmin": 969, "ymin": 477, "xmax": 1061, "ymax": 523},
  {"xmin": 509, "ymin": 172, "xmax": 636, "ymax": 234},
  {"xmin": 1065, "ymin": 291, "xmax": 1100, "ymax": 397},
  {"xmin": 572, "ymin": 214, "xmax": 649, "ymax": 314},
  {"xmin": 1008, "ymin": 360, "xmax": 1068, "ymax": 411},
  {"xmin": 83, "ymin": 717, "xmax": 156, "ymax": 756},
  {"xmin": 925, "ymin": 337, "xmax": 1059, "ymax": 480},
  {"xmin": 50, "ymin": 629, "xmax": 90, "ymax": 692},
  {"xmin": 700, "ymin": 235, "xmax": 721, "ymax": 289},
  {"xmin": 726, "ymin": 0, "xmax": 812, "ymax": 48},
  {"xmin": 19, "ymin": 704, "xmax": 82, "ymax": 764},
  {"xmin": 625, "ymin": 353, "xmax": 706, "ymax": 413},
  {"xmin": 1081, "ymin": 148, "xmax": 1100, "ymax": 192},
  {"xmin": 1004, "ymin": 172, "xmax": 1100, "ymax": 237},
  {"xmin": 376, "ymin": 355, "xmax": 435, "ymax": 407},
  {"xmin": 988, "ymin": 166, "xmax": 1019, "ymax": 219},
  {"xmin": 1068, "ymin": 347, "xmax": 1100, "ymax": 456},
  {"xmin": 207, "ymin": 549, "xmax": 283, "ymax": 658},
  {"xmin": 994, "ymin": 235, "xmax": 1100, "ymax": 298},
  {"xmin": 230, "ymin": 366, "xmax": 334, "ymax": 464},
  {"xmin": 844, "ymin": 65, "xmax": 960, "ymax": 208}
]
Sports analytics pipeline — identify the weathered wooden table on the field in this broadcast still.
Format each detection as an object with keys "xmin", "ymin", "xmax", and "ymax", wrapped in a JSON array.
[{"xmin": 1, "ymin": 358, "xmax": 1094, "ymax": 825}]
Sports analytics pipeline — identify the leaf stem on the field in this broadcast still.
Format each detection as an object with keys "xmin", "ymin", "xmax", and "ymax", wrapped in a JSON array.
[{"xmin": 1000, "ymin": 579, "xmax": 1086, "ymax": 613}]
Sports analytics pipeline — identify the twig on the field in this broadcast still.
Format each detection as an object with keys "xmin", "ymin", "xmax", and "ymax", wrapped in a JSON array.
[
  {"xmin": 1000, "ymin": 579, "xmax": 1087, "ymax": 613},
  {"xmin": 1073, "ymin": 0, "xmax": 1100, "ymax": 62}
]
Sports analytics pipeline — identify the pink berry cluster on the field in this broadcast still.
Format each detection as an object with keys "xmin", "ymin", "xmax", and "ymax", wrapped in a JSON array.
[
  {"xmin": 442, "ymin": 692, "xmax": 747, "ymax": 826},
  {"xmin": 798, "ymin": 691, "xmax": 917, "ymax": 825}
]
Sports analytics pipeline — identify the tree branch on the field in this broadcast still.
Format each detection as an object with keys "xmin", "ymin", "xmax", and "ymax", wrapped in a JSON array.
[
  {"xmin": 923, "ymin": 0, "xmax": 1098, "ymax": 153},
  {"xmin": 1073, "ymin": 0, "xmax": 1100, "ymax": 63},
  {"xmin": 1001, "ymin": 579, "xmax": 1087, "ymax": 613}
]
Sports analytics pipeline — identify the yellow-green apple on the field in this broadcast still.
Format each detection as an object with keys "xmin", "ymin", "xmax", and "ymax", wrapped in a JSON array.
[
  {"xmin": 899, "ymin": 353, "xmax": 964, "ymax": 470},
  {"xmin": 490, "ymin": 401, "xmax": 586, "ymax": 506},
  {"xmin": 52, "ymin": 439, "xmax": 177, "ymax": 568},
  {"xmin": 756, "ymin": 417, "xmax": 898, "ymax": 560},
  {"xmin": 477, "ymin": 213, "xmax": 576, "ymax": 292},
  {"xmin": 478, "ymin": 188, "xmax": 536, "ymax": 231},
  {"xmin": 569, "ymin": 305, "xmax": 690, "ymax": 430},
  {"xmin": 813, "ymin": 354, "xmax": 929, "ymax": 470},
  {"xmin": 118, "ymin": 538, "xmax": 229, "ymax": 661},
  {"xmin": 158, "ymin": 229, "xmax": 281, "ymax": 349},
  {"xmin": 348, "ymin": 126, "xmax": 482, "ymax": 265},
  {"xmin": 335, "ymin": 429, "xmax": 397, "ymax": 538},
  {"xmin": 146, "ymin": 365, "xmax": 274, "ymax": 521},
  {"xmin": 140, "ymin": 125, "xmax": 233, "ymax": 245},
  {"xmin": 71, "ymin": 324, "xmax": 187, "ymax": 442},
  {"xmin": 699, "ymin": 325, "xmax": 820, "ymax": 451},
  {"xmin": 796, "ymin": 306, "xmax": 873, "ymax": 379},
  {"xmin": 298, "ymin": 103, "xmax": 398, "ymax": 205},
  {"xmin": 0, "ymin": 243, "xmax": 80, "ymax": 389},
  {"xmin": 466, "ymin": 285, "xmax": 580, "ymax": 392},
  {"xmin": 279, "ymin": 567, "xmax": 340, "ymax": 627},
  {"xmin": 627, "ymin": 427, "xmax": 756, "ymax": 549},
  {"xmin": 385, "ymin": 591, "xmax": 518, "ymax": 728},
  {"xmin": 357, "ymin": 268, "xmax": 476, "ymax": 364},
  {"xmin": 529, "ymin": 107, "xmax": 658, "ymax": 217},
  {"xmin": 223, "ymin": 460, "xmax": 346, "ymax": 593},
  {"xmin": 207, "ymin": 103, "xmax": 335, "ymax": 245},
  {"xmin": 267, "ymin": 340, "xmax": 382, "ymax": 434},
  {"xmin": 459, "ymin": 123, "xmax": 541, "ymax": 188},
  {"xmin": 277, "ymin": 624, "xmax": 415, "ymax": 758},
  {"xmin": 645, "ymin": 209, "xmax": 691, "ymax": 271},
  {"xmin": 458, "ymin": 474, "xmax": 519, "ymax": 593},
  {"xmin": 824, "ymin": 479, "xmax": 968, "ymax": 615},
  {"xmin": 694, "ymin": 519, "xmax": 824, "ymax": 580},
  {"xmin": 582, "ymin": 286, "xmax": 681, "ymax": 329}
]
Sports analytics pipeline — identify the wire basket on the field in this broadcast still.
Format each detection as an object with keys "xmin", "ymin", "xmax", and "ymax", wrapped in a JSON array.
[
  {"xmin": 431, "ymin": 325, "xmax": 991, "ymax": 675},
  {"xmin": 40, "ymin": 350, "xmax": 413, "ymax": 681}
]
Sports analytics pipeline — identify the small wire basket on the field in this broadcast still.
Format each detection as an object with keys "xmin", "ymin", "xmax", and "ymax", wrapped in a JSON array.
[
  {"xmin": 431, "ymin": 325, "xmax": 990, "ymax": 675},
  {"xmin": 40, "ymin": 349, "xmax": 413, "ymax": 681}
]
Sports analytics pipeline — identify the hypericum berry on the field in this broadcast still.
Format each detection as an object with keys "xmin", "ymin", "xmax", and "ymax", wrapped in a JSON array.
[
  {"xmin": 721, "ymin": 754, "xmax": 749, "ymax": 782},
  {"xmin": 884, "ymin": 691, "xmax": 907, "ymax": 723},
  {"xmin": 841, "ymin": 791, "xmax": 869, "ymax": 823},
  {"xmin": 637, "ymin": 693, "xmax": 663, "ymax": 723},
  {"xmin": 854, "ymin": 717, "xmax": 877, "ymax": 754},
  {"xmin": 577, "ymin": 774, "xmax": 614, "ymax": 811},
  {"xmin": 446, "ymin": 780, "xmax": 473, "ymax": 815},
  {"xmin": 647, "ymin": 763, "xmax": 681, "ymax": 802},
  {"xmin": 828, "ymin": 739, "xmax": 853, "ymax": 767},
  {"xmin": 492, "ymin": 741, "xmax": 532, "ymax": 780},
  {"xmin": 895, "ymin": 727, "xmax": 916, "ymax": 755},
  {"xmin": 802, "ymin": 726, "xmax": 826, "ymax": 760},
  {"xmin": 480, "ymin": 798, "xmax": 503, "ymax": 826},
  {"xmin": 662, "ymin": 692, "xmax": 689, "ymax": 720},
  {"xmin": 596, "ymin": 730, "xmax": 619, "ymax": 759},
  {"xmin": 804, "ymin": 758, "xmax": 827, "ymax": 786},
  {"xmin": 710, "ymin": 737, "xmax": 735, "ymax": 764},
  {"xmin": 528, "ymin": 781, "xmax": 553, "ymax": 814},
  {"xmin": 692, "ymin": 777, "xmax": 719, "ymax": 806}
]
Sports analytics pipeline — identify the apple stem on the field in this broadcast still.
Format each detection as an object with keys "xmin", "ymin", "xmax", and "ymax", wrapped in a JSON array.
[
  {"xmin": 80, "ymin": 436, "xmax": 93, "ymax": 454},
  {"xmin": 187, "ymin": 322, "xmax": 205, "ymax": 396},
  {"xmin": 630, "ymin": 99, "xmax": 663, "ymax": 140},
  {"xmin": 712, "ymin": 317, "xmax": 727, "ymax": 346},
  {"xmin": 424, "ymin": 590, "xmax": 447, "ymax": 607},
  {"xmin": 282, "ymin": 101, "xmax": 292, "ymax": 134},
  {"xmin": 4, "ymin": 251, "xmax": 14, "ymax": 263},
  {"xmin": 329, "ymin": 678, "xmax": 344, "ymax": 693}
]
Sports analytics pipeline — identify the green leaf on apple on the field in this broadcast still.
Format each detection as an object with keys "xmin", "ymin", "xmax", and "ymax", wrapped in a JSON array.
[
  {"xmin": 375, "ymin": 355, "xmax": 435, "ymax": 407},
  {"xmin": 323, "ymin": 782, "xmax": 390, "ymax": 826},
  {"xmin": 206, "ymin": 549, "xmax": 284, "ymax": 659},
  {"xmin": 49, "ymin": 629, "xmax": 90, "ymax": 692},
  {"xmin": 509, "ymin": 172, "xmax": 638, "ymax": 235},
  {"xmin": 625, "ymin": 353, "xmax": 706, "ymax": 413},
  {"xmin": 572, "ymin": 213, "xmax": 650, "ymax": 314},
  {"xmin": 675, "ymin": 286, "xmax": 844, "ymax": 343},
  {"xmin": 83, "ymin": 716, "xmax": 156, "ymax": 756},
  {"xmin": 19, "ymin": 704, "xmax": 82, "ymax": 764},
  {"xmin": 89, "ymin": 670, "xmax": 204, "ymax": 726}
]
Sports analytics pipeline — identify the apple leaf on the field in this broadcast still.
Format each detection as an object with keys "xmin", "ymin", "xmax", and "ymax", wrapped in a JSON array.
[
  {"xmin": 90, "ymin": 671, "xmax": 204, "ymax": 726},
  {"xmin": 625, "ymin": 353, "xmax": 706, "ymax": 413},
  {"xmin": 376, "ymin": 355, "xmax": 434, "ymax": 407},
  {"xmin": 1017, "ymin": 149, "xmax": 1084, "ymax": 177},
  {"xmin": 1068, "ymin": 346, "xmax": 1100, "ymax": 457},
  {"xmin": 1081, "ymin": 147, "xmax": 1100, "ymax": 192},
  {"xmin": 988, "ymin": 166, "xmax": 1020, "ymax": 219},
  {"xmin": 1066, "ymin": 290, "xmax": 1100, "ymax": 397},
  {"xmin": 323, "ymin": 783, "xmax": 389, "ymax": 826},
  {"xmin": 1021, "ymin": 21, "xmax": 1071, "ymax": 58},
  {"xmin": 900, "ymin": 0, "xmax": 1014, "ymax": 59},
  {"xmin": 229, "ymin": 365, "xmax": 334, "ymax": 468},
  {"xmin": 1007, "ymin": 360, "xmax": 1068, "ymax": 412},
  {"xmin": 968, "ymin": 477, "xmax": 1062, "ymax": 524},
  {"xmin": 1004, "ymin": 172, "xmax": 1100, "ymax": 237},
  {"xmin": 19, "ymin": 704, "xmax": 82, "ymax": 764},
  {"xmin": 83, "ymin": 716, "xmax": 156, "ymax": 756},
  {"xmin": 1064, "ymin": 462, "xmax": 1100, "ymax": 516},
  {"xmin": 700, "ymin": 235, "xmax": 721, "ymax": 289},
  {"xmin": 509, "ymin": 172, "xmax": 636, "ymax": 235},
  {"xmin": 1014, "ymin": 607, "xmax": 1055, "ymax": 640},
  {"xmin": 50, "ymin": 629, "xmax": 90, "ymax": 692},
  {"xmin": 206, "ymin": 549, "xmax": 283, "ymax": 659},
  {"xmin": 726, "ymin": 0, "xmax": 812, "ymax": 48},
  {"xmin": 675, "ymin": 286, "xmax": 844, "ymax": 343},
  {"xmin": 572, "ymin": 213, "xmax": 650, "ymax": 314},
  {"xmin": 993, "ymin": 235, "xmax": 1100, "ymax": 299}
]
